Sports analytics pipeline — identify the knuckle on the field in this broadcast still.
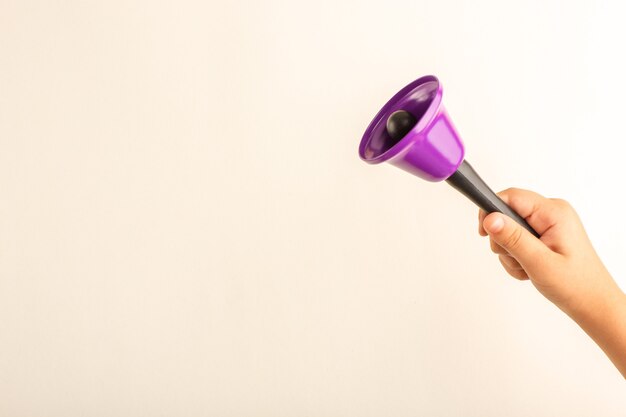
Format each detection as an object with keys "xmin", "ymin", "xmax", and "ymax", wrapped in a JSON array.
[
  {"xmin": 497, "ymin": 187, "xmax": 528, "ymax": 206},
  {"xmin": 511, "ymin": 270, "xmax": 529, "ymax": 280},
  {"xmin": 499, "ymin": 187, "xmax": 521, "ymax": 197},
  {"xmin": 504, "ymin": 227, "xmax": 523, "ymax": 249},
  {"xmin": 498, "ymin": 258, "xmax": 527, "ymax": 280},
  {"xmin": 497, "ymin": 187, "xmax": 516, "ymax": 199},
  {"xmin": 552, "ymin": 198, "xmax": 571, "ymax": 210},
  {"xmin": 551, "ymin": 198, "xmax": 578, "ymax": 217},
  {"xmin": 499, "ymin": 255, "xmax": 523, "ymax": 270}
]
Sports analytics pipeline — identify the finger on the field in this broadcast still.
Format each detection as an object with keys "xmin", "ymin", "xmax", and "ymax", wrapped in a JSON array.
[
  {"xmin": 483, "ymin": 212, "xmax": 554, "ymax": 276},
  {"xmin": 490, "ymin": 238, "xmax": 508, "ymax": 255},
  {"xmin": 498, "ymin": 254, "xmax": 523, "ymax": 271},
  {"xmin": 498, "ymin": 256, "xmax": 529, "ymax": 280},
  {"xmin": 495, "ymin": 188, "xmax": 554, "ymax": 236},
  {"xmin": 496, "ymin": 188, "xmax": 546, "ymax": 218}
]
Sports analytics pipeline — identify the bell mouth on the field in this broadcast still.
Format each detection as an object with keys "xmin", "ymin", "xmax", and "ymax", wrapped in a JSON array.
[{"xmin": 359, "ymin": 75, "xmax": 443, "ymax": 163}]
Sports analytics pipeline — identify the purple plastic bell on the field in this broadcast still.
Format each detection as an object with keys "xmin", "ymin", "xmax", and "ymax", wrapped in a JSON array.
[{"xmin": 359, "ymin": 75, "xmax": 539, "ymax": 237}]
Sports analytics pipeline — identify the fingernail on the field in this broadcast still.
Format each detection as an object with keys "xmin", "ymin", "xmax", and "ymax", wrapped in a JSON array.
[{"xmin": 486, "ymin": 215, "xmax": 504, "ymax": 233}]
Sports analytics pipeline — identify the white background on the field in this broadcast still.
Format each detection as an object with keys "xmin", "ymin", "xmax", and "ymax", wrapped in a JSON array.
[{"xmin": 1, "ymin": 0, "xmax": 625, "ymax": 415}]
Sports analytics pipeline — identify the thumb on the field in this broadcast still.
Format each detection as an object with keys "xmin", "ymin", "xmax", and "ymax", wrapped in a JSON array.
[{"xmin": 483, "ymin": 212, "xmax": 549, "ymax": 265}]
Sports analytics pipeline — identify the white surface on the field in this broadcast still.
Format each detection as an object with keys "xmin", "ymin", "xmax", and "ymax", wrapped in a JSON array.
[{"xmin": 0, "ymin": 0, "xmax": 624, "ymax": 415}]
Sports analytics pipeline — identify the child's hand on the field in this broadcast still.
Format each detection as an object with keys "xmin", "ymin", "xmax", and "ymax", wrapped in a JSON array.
[
  {"xmin": 478, "ymin": 188, "xmax": 621, "ymax": 320},
  {"xmin": 479, "ymin": 188, "xmax": 626, "ymax": 378}
]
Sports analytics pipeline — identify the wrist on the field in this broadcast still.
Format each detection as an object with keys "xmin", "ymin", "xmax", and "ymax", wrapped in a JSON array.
[
  {"xmin": 563, "ymin": 279, "xmax": 626, "ymax": 378},
  {"xmin": 566, "ymin": 279, "xmax": 626, "ymax": 330}
]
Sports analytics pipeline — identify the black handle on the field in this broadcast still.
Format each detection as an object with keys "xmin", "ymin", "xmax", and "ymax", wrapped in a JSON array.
[{"xmin": 445, "ymin": 160, "xmax": 540, "ymax": 238}]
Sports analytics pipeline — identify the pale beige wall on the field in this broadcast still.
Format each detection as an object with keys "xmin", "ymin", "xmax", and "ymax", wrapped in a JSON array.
[{"xmin": 0, "ymin": 1, "xmax": 624, "ymax": 415}]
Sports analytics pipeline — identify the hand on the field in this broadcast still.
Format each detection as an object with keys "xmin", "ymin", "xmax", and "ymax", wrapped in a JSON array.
[
  {"xmin": 479, "ymin": 187, "xmax": 626, "ymax": 378},
  {"xmin": 478, "ymin": 188, "xmax": 621, "ymax": 319}
]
